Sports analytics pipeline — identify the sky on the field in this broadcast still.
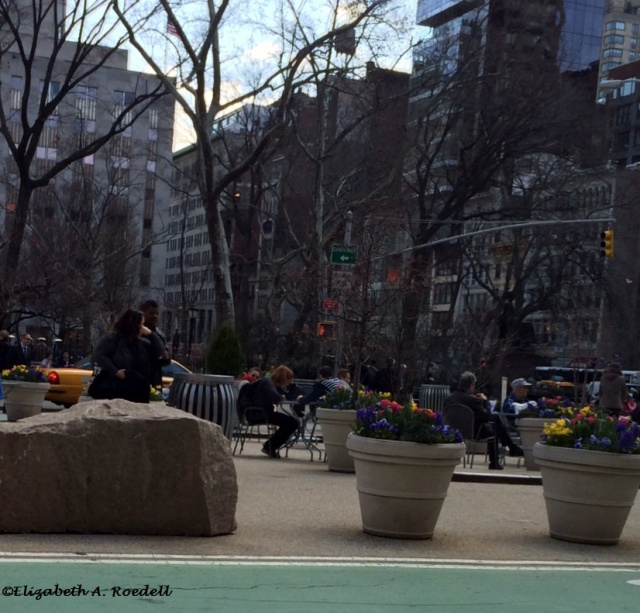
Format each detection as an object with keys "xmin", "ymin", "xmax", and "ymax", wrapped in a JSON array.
[{"xmin": 117, "ymin": 0, "xmax": 421, "ymax": 150}]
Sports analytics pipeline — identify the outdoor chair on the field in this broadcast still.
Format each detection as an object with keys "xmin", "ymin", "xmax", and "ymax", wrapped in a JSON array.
[
  {"xmin": 232, "ymin": 404, "xmax": 274, "ymax": 455},
  {"xmin": 443, "ymin": 403, "xmax": 502, "ymax": 469}
]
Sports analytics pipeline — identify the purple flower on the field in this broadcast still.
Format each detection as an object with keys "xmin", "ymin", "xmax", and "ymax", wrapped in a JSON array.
[{"xmin": 574, "ymin": 438, "xmax": 583, "ymax": 449}]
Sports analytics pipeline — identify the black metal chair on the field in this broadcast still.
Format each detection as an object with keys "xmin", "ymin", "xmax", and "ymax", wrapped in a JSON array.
[
  {"xmin": 443, "ymin": 403, "xmax": 501, "ymax": 468},
  {"xmin": 232, "ymin": 403, "xmax": 273, "ymax": 455}
]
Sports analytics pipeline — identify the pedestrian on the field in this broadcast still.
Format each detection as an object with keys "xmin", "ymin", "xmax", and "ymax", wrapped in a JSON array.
[
  {"xmin": 9, "ymin": 333, "xmax": 34, "ymax": 367},
  {"xmin": 0, "ymin": 330, "xmax": 12, "ymax": 371},
  {"xmin": 139, "ymin": 299, "xmax": 171, "ymax": 387},
  {"xmin": 88, "ymin": 309, "xmax": 165, "ymax": 403},
  {"xmin": 599, "ymin": 363, "xmax": 628, "ymax": 418}
]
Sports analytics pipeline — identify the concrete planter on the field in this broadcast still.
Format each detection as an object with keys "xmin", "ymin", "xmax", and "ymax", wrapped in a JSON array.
[
  {"xmin": 517, "ymin": 417, "xmax": 551, "ymax": 471},
  {"xmin": 316, "ymin": 408, "xmax": 357, "ymax": 473},
  {"xmin": 346, "ymin": 433, "xmax": 465, "ymax": 539},
  {"xmin": 533, "ymin": 443, "xmax": 640, "ymax": 545},
  {"xmin": 3, "ymin": 381, "xmax": 50, "ymax": 422}
]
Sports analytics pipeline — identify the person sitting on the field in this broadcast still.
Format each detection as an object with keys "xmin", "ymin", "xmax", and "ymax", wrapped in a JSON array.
[
  {"xmin": 40, "ymin": 352, "xmax": 54, "ymax": 368},
  {"xmin": 444, "ymin": 371, "xmax": 523, "ymax": 470},
  {"xmin": 237, "ymin": 364, "xmax": 299, "ymax": 459},
  {"xmin": 292, "ymin": 365, "xmax": 350, "ymax": 416},
  {"xmin": 239, "ymin": 367, "xmax": 261, "ymax": 383},
  {"xmin": 55, "ymin": 351, "xmax": 74, "ymax": 368},
  {"xmin": 337, "ymin": 368, "xmax": 351, "ymax": 385},
  {"xmin": 502, "ymin": 378, "xmax": 536, "ymax": 416}
]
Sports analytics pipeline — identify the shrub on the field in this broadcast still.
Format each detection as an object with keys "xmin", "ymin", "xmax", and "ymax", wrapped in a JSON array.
[{"xmin": 205, "ymin": 323, "xmax": 245, "ymax": 377}]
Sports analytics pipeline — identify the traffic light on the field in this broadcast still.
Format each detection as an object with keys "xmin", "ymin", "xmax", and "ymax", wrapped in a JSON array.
[
  {"xmin": 317, "ymin": 321, "xmax": 336, "ymax": 339},
  {"xmin": 600, "ymin": 229, "xmax": 614, "ymax": 258}
]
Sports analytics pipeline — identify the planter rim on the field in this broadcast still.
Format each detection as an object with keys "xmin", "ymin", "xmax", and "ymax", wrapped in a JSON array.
[
  {"xmin": 516, "ymin": 416, "xmax": 557, "ymax": 424},
  {"xmin": 2, "ymin": 380, "xmax": 50, "ymax": 390},
  {"xmin": 171, "ymin": 373, "xmax": 234, "ymax": 385},
  {"xmin": 346, "ymin": 431, "xmax": 465, "ymax": 459},
  {"xmin": 533, "ymin": 442, "xmax": 640, "ymax": 469},
  {"xmin": 316, "ymin": 407, "xmax": 357, "ymax": 416}
]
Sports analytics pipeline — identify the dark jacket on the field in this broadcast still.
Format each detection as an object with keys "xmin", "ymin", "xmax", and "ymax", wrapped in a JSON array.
[
  {"xmin": 94, "ymin": 332, "xmax": 161, "ymax": 386},
  {"xmin": 9, "ymin": 343, "xmax": 32, "ymax": 367},
  {"xmin": 238, "ymin": 378, "xmax": 283, "ymax": 416},
  {"xmin": 443, "ymin": 389, "xmax": 491, "ymax": 427},
  {"xmin": 146, "ymin": 328, "xmax": 171, "ymax": 387},
  {"xmin": 0, "ymin": 342, "xmax": 12, "ymax": 371}
]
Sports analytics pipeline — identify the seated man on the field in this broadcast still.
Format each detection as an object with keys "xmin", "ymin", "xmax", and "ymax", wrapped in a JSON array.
[
  {"xmin": 444, "ymin": 371, "xmax": 523, "ymax": 470},
  {"xmin": 502, "ymin": 378, "xmax": 537, "ymax": 416},
  {"xmin": 293, "ymin": 365, "xmax": 350, "ymax": 416}
]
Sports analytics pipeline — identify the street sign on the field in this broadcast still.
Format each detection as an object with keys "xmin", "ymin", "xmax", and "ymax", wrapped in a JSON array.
[
  {"xmin": 322, "ymin": 298, "xmax": 339, "ymax": 310},
  {"xmin": 331, "ymin": 244, "xmax": 357, "ymax": 265}
]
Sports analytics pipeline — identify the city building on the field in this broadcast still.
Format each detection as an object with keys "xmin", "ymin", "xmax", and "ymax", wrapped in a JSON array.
[{"xmin": 0, "ymin": 1, "xmax": 174, "ymax": 348}]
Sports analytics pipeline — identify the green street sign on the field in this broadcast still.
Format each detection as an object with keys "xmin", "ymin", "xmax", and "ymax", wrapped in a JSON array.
[{"xmin": 331, "ymin": 244, "xmax": 357, "ymax": 265}]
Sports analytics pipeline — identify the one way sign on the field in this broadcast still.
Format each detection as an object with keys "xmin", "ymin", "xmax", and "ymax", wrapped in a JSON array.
[{"xmin": 330, "ymin": 245, "xmax": 357, "ymax": 265}]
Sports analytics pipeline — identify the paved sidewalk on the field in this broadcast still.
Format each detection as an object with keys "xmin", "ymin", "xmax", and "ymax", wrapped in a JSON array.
[{"xmin": 0, "ymin": 438, "xmax": 640, "ymax": 563}]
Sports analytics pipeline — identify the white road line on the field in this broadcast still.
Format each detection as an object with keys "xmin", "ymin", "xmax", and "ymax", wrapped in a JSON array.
[{"xmin": 0, "ymin": 552, "xmax": 638, "ymax": 571}]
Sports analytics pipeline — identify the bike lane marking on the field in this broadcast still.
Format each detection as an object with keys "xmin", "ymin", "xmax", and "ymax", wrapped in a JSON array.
[{"xmin": 0, "ymin": 555, "xmax": 639, "ymax": 612}]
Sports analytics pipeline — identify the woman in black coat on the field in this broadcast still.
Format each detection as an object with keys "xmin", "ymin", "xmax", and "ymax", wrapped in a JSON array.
[{"xmin": 88, "ymin": 309, "xmax": 164, "ymax": 403}]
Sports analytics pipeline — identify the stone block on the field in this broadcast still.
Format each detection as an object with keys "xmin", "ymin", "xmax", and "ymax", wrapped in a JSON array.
[{"xmin": 0, "ymin": 399, "xmax": 238, "ymax": 536}]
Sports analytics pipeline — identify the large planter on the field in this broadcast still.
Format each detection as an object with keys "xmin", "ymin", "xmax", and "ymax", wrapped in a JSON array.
[
  {"xmin": 3, "ymin": 381, "xmax": 51, "ymax": 422},
  {"xmin": 533, "ymin": 443, "xmax": 640, "ymax": 545},
  {"xmin": 316, "ymin": 408, "xmax": 357, "ymax": 473},
  {"xmin": 346, "ymin": 433, "xmax": 465, "ymax": 539},
  {"xmin": 517, "ymin": 417, "xmax": 551, "ymax": 471},
  {"xmin": 167, "ymin": 373, "xmax": 235, "ymax": 439}
]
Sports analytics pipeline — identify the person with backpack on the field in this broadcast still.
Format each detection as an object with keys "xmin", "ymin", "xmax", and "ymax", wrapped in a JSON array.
[{"xmin": 236, "ymin": 365, "xmax": 299, "ymax": 458}]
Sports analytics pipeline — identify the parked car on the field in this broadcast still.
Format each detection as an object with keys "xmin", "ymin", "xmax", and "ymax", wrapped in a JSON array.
[{"xmin": 43, "ymin": 357, "xmax": 191, "ymax": 408}]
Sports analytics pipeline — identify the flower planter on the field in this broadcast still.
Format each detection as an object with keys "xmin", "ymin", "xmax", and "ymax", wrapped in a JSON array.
[
  {"xmin": 517, "ymin": 417, "xmax": 551, "ymax": 471},
  {"xmin": 316, "ymin": 408, "xmax": 357, "ymax": 473},
  {"xmin": 3, "ymin": 381, "xmax": 51, "ymax": 421},
  {"xmin": 346, "ymin": 433, "xmax": 465, "ymax": 539},
  {"xmin": 533, "ymin": 442, "xmax": 640, "ymax": 545}
]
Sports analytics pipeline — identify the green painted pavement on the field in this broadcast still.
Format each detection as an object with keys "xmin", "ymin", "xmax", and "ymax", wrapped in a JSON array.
[{"xmin": 1, "ymin": 560, "xmax": 640, "ymax": 612}]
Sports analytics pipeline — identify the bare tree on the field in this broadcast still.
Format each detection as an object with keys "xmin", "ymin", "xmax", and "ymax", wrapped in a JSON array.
[
  {"xmin": 0, "ymin": 0, "xmax": 167, "ymax": 321},
  {"xmin": 113, "ymin": 0, "xmax": 403, "ymax": 327}
]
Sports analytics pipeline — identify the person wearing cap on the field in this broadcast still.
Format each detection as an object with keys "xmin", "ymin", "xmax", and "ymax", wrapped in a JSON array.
[
  {"xmin": 501, "ymin": 378, "xmax": 537, "ymax": 416},
  {"xmin": 33, "ymin": 337, "xmax": 49, "ymax": 363},
  {"xmin": 9, "ymin": 333, "xmax": 34, "ymax": 367}
]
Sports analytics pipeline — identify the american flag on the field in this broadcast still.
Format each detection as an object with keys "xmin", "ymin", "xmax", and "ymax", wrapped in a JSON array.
[{"xmin": 166, "ymin": 17, "xmax": 179, "ymax": 37}]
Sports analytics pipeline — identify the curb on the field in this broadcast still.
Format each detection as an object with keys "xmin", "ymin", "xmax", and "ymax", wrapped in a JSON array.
[{"xmin": 452, "ymin": 471, "xmax": 542, "ymax": 485}]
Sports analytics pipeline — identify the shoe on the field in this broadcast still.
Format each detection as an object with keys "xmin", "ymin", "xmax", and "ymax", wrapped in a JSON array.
[
  {"xmin": 488, "ymin": 463, "xmax": 504, "ymax": 470},
  {"xmin": 509, "ymin": 447, "xmax": 524, "ymax": 457},
  {"xmin": 261, "ymin": 446, "xmax": 281, "ymax": 459}
]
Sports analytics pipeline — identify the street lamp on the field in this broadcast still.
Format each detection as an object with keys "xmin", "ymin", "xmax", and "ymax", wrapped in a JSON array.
[{"xmin": 597, "ymin": 78, "xmax": 640, "ymax": 104}]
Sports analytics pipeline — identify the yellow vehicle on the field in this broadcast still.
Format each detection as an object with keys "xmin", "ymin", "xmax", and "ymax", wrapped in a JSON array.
[{"xmin": 43, "ymin": 358, "xmax": 191, "ymax": 407}]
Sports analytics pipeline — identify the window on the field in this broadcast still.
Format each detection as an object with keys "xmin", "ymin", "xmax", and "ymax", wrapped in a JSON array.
[
  {"xmin": 616, "ymin": 105, "xmax": 631, "ymax": 126},
  {"xmin": 634, "ymin": 23, "xmax": 640, "ymax": 35},
  {"xmin": 632, "ymin": 37, "xmax": 639, "ymax": 48},
  {"xmin": 603, "ymin": 48, "xmax": 623, "ymax": 58},
  {"xmin": 433, "ymin": 282, "xmax": 454, "ymax": 304},
  {"xmin": 631, "ymin": 51, "xmax": 637, "ymax": 61},
  {"xmin": 113, "ymin": 90, "xmax": 135, "ymax": 105},
  {"xmin": 606, "ymin": 21, "xmax": 626, "ymax": 31},
  {"xmin": 604, "ymin": 34, "xmax": 624, "ymax": 45},
  {"xmin": 602, "ymin": 61, "xmax": 622, "ymax": 71}
]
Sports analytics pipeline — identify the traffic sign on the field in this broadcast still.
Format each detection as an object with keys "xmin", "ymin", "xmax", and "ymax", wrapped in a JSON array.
[
  {"xmin": 323, "ymin": 298, "xmax": 339, "ymax": 310},
  {"xmin": 331, "ymin": 244, "xmax": 357, "ymax": 265}
]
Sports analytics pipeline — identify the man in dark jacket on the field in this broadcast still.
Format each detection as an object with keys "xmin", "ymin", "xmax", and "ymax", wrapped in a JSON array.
[
  {"xmin": 139, "ymin": 300, "xmax": 171, "ymax": 387},
  {"xmin": 444, "ymin": 371, "xmax": 523, "ymax": 470},
  {"xmin": 9, "ymin": 333, "xmax": 34, "ymax": 367}
]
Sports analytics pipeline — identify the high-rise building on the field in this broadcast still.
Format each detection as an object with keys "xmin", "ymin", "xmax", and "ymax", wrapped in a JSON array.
[
  {"xmin": 0, "ymin": 2, "xmax": 174, "ymax": 325},
  {"xmin": 418, "ymin": 0, "xmax": 606, "ymax": 75}
]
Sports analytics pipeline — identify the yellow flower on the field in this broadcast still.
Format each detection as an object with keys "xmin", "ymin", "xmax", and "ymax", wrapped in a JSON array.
[{"xmin": 543, "ymin": 419, "xmax": 572, "ymax": 437}]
